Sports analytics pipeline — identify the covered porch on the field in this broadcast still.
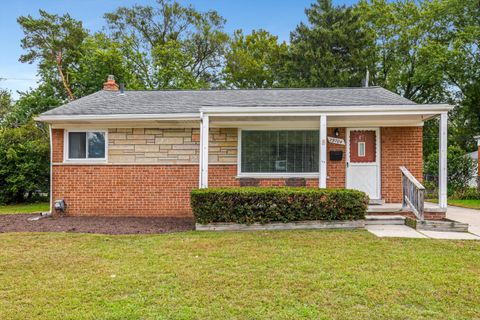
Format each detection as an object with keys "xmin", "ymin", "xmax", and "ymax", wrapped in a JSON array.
[{"xmin": 198, "ymin": 105, "xmax": 451, "ymax": 219}]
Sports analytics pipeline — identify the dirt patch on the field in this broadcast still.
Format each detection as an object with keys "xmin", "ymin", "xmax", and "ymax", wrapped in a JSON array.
[{"xmin": 0, "ymin": 214, "xmax": 195, "ymax": 234}]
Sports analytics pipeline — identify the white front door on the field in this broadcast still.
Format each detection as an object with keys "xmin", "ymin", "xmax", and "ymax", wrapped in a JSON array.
[{"xmin": 346, "ymin": 128, "xmax": 381, "ymax": 200}]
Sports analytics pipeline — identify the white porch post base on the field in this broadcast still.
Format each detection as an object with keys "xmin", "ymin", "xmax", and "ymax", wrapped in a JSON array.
[
  {"xmin": 319, "ymin": 115, "xmax": 327, "ymax": 188},
  {"xmin": 439, "ymin": 112, "xmax": 448, "ymax": 208},
  {"xmin": 199, "ymin": 114, "xmax": 209, "ymax": 188}
]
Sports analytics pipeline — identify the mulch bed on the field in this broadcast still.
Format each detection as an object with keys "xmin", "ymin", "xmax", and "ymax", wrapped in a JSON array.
[{"xmin": 0, "ymin": 214, "xmax": 195, "ymax": 235}]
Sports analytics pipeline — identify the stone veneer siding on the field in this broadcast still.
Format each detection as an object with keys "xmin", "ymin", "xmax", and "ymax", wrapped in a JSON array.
[{"xmin": 108, "ymin": 128, "xmax": 237, "ymax": 164}]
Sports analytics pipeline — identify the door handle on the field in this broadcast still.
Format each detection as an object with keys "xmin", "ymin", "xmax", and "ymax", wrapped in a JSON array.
[{"xmin": 346, "ymin": 162, "xmax": 349, "ymax": 168}]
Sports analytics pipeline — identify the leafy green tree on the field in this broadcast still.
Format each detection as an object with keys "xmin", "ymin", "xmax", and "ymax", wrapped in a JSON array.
[
  {"xmin": 2, "ymin": 85, "xmax": 63, "ymax": 128},
  {"xmin": 104, "ymin": 0, "xmax": 229, "ymax": 89},
  {"xmin": 0, "ymin": 121, "xmax": 49, "ymax": 204},
  {"xmin": 283, "ymin": 0, "xmax": 375, "ymax": 88},
  {"xmin": 18, "ymin": 10, "xmax": 89, "ymax": 100},
  {"xmin": 0, "ymin": 89, "xmax": 13, "ymax": 125},
  {"xmin": 357, "ymin": 0, "xmax": 448, "ymax": 102},
  {"xmin": 72, "ymin": 33, "xmax": 143, "ymax": 96},
  {"xmin": 223, "ymin": 29, "xmax": 288, "ymax": 88}
]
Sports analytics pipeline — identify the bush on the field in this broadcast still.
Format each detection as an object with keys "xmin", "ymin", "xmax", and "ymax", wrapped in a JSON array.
[
  {"xmin": 451, "ymin": 187, "xmax": 480, "ymax": 200},
  {"xmin": 191, "ymin": 187, "xmax": 369, "ymax": 224},
  {"xmin": 424, "ymin": 146, "xmax": 476, "ymax": 192}
]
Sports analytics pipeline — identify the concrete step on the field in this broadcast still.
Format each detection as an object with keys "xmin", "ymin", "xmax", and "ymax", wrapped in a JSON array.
[{"xmin": 365, "ymin": 215, "xmax": 406, "ymax": 225}]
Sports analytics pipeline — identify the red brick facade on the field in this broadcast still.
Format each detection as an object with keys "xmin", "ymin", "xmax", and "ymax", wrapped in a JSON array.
[
  {"xmin": 50, "ymin": 126, "xmax": 423, "ymax": 216},
  {"xmin": 52, "ymin": 129, "xmax": 64, "ymax": 163},
  {"xmin": 326, "ymin": 128, "xmax": 346, "ymax": 188},
  {"xmin": 381, "ymin": 127, "xmax": 423, "ymax": 202}
]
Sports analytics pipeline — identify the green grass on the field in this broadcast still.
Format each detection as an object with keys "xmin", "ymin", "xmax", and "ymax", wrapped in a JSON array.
[
  {"xmin": 0, "ymin": 202, "xmax": 49, "ymax": 215},
  {"xmin": 0, "ymin": 230, "xmax": 479, "ymax": 319},
  {"xmin": 428, "ymin": 199, "xmax": 480, "ymax": 210}
]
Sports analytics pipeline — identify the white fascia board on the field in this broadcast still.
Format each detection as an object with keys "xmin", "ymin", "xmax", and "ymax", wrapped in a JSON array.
[
  {"xmin": 200, "ymin": 104, "xmax": 453, "ymax": 114},
  {"xmin": 35, "ymin": 113, "xmax": 201, "ymax": 122}
]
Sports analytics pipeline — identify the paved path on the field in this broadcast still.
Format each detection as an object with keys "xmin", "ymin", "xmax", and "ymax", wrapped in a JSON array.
[
  {"xmin": 446, "ymin": 205, "xmax": 480, "ymax": 236},
  {"xmin": 367, "ymin": 204, "xmax": 480, "ymax": 240}
]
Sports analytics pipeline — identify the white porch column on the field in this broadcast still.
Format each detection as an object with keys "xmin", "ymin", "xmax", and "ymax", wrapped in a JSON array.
[
  {"xmin": 319, "ymin": 115, "xmax": 327, "ymax": 188},
  {"xmin": 439, "ymin": 112, "xmax": 448, "ymax": 208},
  {"xmin": 199, "ymin": 114, "xmax": 209, "ymax": 188}
]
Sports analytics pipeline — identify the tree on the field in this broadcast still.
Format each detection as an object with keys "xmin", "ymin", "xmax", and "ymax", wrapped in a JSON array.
[
  {"xmin": 72, "ymin": 33, "xmax": 143, "ymax": 96},
  {"xmin": 2, "ymin": 85, "xmax": 63, "ymax": 128},
  {"xmin": 223, "ymin": 29, "xmax": 288, "ymax": 88},
  {"xmin": 104, "ymin": 0, "xmax": 229, "ymax": 89},
  {"xmin": 283, "ymin": 0, "xmax": 375, "ymax": 88},
  {"xmin": 18, "ymin": 10, "xmax": 89, "ymax": 101},
  {"xmin": 0, "ymin": 89, "xmax": 13, "ymax": 125},
  {"xmin": 0, "ymin": 121, "xmax": 49, "ymax": 204},
  {"xmin": 357, "ymin": 0, "xmax": 448, "ymax": 102}
]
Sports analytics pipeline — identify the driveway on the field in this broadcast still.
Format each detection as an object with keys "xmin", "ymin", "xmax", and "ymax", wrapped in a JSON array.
[{"xmin": 446, "ymin": 205, "xmax": 480, "ymax": 236}]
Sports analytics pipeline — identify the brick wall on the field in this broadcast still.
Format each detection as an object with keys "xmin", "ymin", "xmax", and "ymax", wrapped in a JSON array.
[
  {"xmin": 381, "ymin": 127, "xmax": 423, "ymax": 202},
  {"xmin": 52, "ymin": 165, "xmax": 199, "ymax": 216},
  {"xmin": 327, "ymin": 128, "xmax": 346, "ymax": 188},
  {"xmin": 52, "ymin": 129, "xmax": 64, "ymax": 162},
  {"xmin": 108, "ymin": 128, "xmax": 237, "ymax": 164}
]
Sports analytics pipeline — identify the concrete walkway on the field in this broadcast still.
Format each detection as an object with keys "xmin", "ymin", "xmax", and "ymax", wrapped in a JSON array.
[
  {"xmin": 445, "ymin": 204, "xmax": 480, "ymax": 237},
  {"xmin": 366, "ymin": 204, "xmax": 480, "ymax": 240}
]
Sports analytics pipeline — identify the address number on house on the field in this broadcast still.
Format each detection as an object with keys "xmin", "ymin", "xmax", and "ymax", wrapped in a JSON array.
[{"xmin": 327, "ymin": 137, "xmax": 345, "ymax": 145}]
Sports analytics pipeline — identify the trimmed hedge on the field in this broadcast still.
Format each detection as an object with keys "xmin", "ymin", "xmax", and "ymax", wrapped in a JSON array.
[{"xmin": 191, "ymin": 187, "xmax": 369, "ymax": 224}]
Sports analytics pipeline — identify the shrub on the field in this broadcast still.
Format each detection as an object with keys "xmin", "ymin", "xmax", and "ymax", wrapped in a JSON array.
[
  {"xmin": 191, "ymin": 187, "xmax": 369, "ymax": 224},
  {"xmin": 451, "ymin": 187, "xmax": 480, "ymax": 200},
  {"xmin": 424, "ymin": 146, "xmax": 476, "ymax": 192}
]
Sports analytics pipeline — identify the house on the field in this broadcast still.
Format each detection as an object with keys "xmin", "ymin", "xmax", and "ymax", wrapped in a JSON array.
[
  {"xmin": 466, "ymin": 149, "xmax": 478, "ymax": 188},
  {"xmin": 37, "ymin": 76, "xmax": 453, "ymax": 219}
]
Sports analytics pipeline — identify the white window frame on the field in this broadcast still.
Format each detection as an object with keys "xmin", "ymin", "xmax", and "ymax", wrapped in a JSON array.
[
  {"xmin": 358, "ymin": 141, "xmax": 366, "ymax": 157},
  {"xmin": 64, "ymin": 129, "xmax": 108, "ymax": 163},
  {"xmin": 237, "ymin": 128, "xmax": 320, "ymax": 178}
]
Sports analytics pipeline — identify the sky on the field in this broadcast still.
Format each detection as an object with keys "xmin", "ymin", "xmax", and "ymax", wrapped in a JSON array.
[{"xmin": 0, "ymin": 0, "xmax": 357, "ymax": 98}]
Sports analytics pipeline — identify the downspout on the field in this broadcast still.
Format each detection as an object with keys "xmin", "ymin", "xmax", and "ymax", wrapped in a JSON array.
[{"xmin": 49, "ymin": 124, "xmax": 53, "ymax": 214}]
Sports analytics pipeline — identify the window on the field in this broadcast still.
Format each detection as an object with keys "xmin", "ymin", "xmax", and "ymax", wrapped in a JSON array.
[
  {"xmin": 241, "ymin": 130, "xmax": 319, "ymax": 174},
  {"xmin": 358, "ymin": 142, "xmax": 366, "ymax": 157},
  {"xmin": 67, "ymin": 131, "xmax": 106, "ymax": 160}
]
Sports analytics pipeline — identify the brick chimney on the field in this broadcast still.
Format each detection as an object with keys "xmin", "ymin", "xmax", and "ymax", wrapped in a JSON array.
[{"xmin": 103, "ymin": 75, "xmax": 119, "ymax": 91}]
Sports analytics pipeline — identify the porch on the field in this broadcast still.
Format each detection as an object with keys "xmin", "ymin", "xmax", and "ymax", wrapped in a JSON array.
[{"xmin": 198, "ymin": 108, "xmax": 450, "ymax": 217}]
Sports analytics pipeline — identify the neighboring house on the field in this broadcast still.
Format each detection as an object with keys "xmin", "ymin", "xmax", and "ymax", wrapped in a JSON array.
[
  {"xmin": 466, "ymin": 150, "xmax": 478, "ymax": 188},
  {"xmin": 37, "ymin": 76, "xmax": 453, "ymax": 217}
]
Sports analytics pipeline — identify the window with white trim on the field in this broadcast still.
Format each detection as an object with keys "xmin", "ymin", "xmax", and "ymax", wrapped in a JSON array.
[
  {"xmin": 358, "ymin": 142, "xmax": 366, "ymax": 157},
  {"xmin": 67, "ymin": 131, "xmax": 106, "ymax": 160},
  {"xmin": 241, "ymin": 130, "xmax": 319, "ymax": 173}
]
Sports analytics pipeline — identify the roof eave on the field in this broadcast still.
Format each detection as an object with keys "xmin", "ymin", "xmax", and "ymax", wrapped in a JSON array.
[
  {"xmin": 35, "ymin": 104, "xmax": 453, "ymax": 123},
  {"xmin": 200, "ymin": 104, "xmax": 453, "ymax": 114},
  {"xmin": 35, "ymin": 113, "xmax": 201, "ymax": 123}
]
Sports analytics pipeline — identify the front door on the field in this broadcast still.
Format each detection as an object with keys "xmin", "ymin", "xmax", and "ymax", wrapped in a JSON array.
[{"xmin": 346, "ymin": 128, "xmax": 380, "ymax": 200}]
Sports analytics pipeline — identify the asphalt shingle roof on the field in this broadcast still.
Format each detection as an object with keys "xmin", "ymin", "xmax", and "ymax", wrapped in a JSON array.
[{"xmin": 41, "ymin": 86, "xmax": 416, "ymax": 116}]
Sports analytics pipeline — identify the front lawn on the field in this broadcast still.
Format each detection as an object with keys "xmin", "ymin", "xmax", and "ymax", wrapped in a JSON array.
[
  {"xmin": 0, "ymin": 202, "xmax": 49, "ymax": 215},
  {"xmin": 0, "ymin": 230, "xmax": 479, "ymax": 319},
  {"xmin": 428, "ymin": 199, "xmax": 480, "ymax": 210}
]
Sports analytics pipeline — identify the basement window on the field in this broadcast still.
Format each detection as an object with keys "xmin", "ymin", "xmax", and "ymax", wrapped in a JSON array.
[{"xmin": 66, "ymin": 131, "xmax": 106, "ymax": 161}]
